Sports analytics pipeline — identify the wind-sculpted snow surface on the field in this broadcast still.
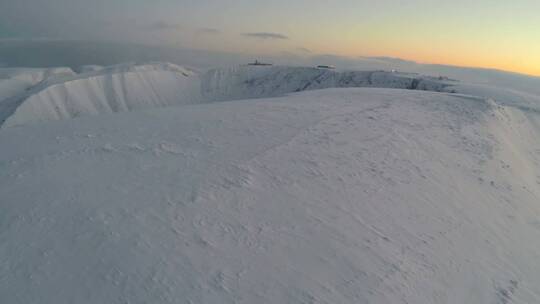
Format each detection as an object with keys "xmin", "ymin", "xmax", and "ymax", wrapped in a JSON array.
[
  {"xmin": 1, "ymin": 63, "xmax": 453, "ymax": 127},
  {"xmin": 1, "ymin": 88, "xmax": 540, "ymax": 303}
]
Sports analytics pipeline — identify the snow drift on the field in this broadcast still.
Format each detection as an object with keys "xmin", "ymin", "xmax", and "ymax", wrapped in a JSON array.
[{"xmin": 1, "ymin": 88, "xmax": 540, "ymax": 303}]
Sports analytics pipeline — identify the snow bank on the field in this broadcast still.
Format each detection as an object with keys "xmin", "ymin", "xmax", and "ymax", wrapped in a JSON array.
[{"xmin": 1, "ymin": 88, "xmax": 540, "ymax": 303}]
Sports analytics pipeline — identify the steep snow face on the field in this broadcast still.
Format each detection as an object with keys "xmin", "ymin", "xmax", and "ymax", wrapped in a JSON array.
[
  {"xmin": 4, "ymin": 63, "xmax": 540, "ymax": 130},
  {"xmin": 2, "ymin": 63, "xmax": 198, "ymax": 127},
  {"xmin": 1, "ymin": 88, "xmax": 540, "ymax": 303},
  {"xmin": 200, "ymin": 65, "xmax": 450, "ymax": 101},
  {"xmin": 0, "ymin": 67, "xmax": 76, "ymax": 124},
  {"xmin": 2, "ymin": 64, "xmax": 453, "ymax": 128},
  {"xmin": 0, "ymin": 67, "xmax": 76, "ymax": 102}
]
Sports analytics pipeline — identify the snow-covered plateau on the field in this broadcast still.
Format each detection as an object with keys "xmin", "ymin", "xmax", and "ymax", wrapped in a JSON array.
[{"xmin": 1, "ymin": 63, "xmax": 540, "ymax": 303}]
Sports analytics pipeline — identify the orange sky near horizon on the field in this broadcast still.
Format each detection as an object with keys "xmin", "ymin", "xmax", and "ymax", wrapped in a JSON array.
[
  {"xmin": 292, "ymin": 4, "xmax": 540, "ymax": 77},
  {"xmin": 4, "ymin": 0, "xmax": 539, "ymax": 76}
]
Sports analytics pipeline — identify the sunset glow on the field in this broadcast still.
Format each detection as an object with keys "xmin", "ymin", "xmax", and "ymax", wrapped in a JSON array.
[{"xmin": 1, "ymin": 0, "xmax": 540, "ymax": 75}]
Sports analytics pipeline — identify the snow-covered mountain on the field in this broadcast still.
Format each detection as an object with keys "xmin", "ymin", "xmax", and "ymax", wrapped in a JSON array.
[
  {"xmin": 0, "ymin": 67, "xmax": 76, "ymax": 122},
  {"xmin": 1, "ymin": 63, "xmax": 198, "ymax": 127},
  {"xmin": 199, "ymin": 65, "xmax": 450, "ymax": 101},
  {"xmin": 1, "ymin": 62, "xmax": 540, "ymax": 303},
  {"xmin": 1, "ymin": 63, "xmax": 454, "ymax": 127}
]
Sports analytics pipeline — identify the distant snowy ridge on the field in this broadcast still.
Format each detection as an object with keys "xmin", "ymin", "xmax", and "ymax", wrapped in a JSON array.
[
  {"xmin": 1, "ymin": 63, "xmax": 454, "ymax": 128},
  {"xmin": 0, "ymin": 67, "xmax": 75, "ymax": 84},
  {"xmin": 4, "ymin": 62, "xmax": 540, "ymax": 129},
  {"xmin": 0, "ymin": 67, "xmax": 77, "ymax": 125},
  {"xmin": 2, "ymin": 63, "xmax": 197, "ymax": 127},
  {"xmin": 200, "ymin": 65, "xmax": 451, "ymax": 101},
  {"xmin": 77, "ymin": 65, "xmax": 104, "ymax": 73}
]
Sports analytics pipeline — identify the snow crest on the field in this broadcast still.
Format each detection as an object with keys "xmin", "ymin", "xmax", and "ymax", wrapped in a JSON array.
[
  {"xmin": 2, "ymin": 63, "xmax": 198, "ymax": 127},
  {"xmin": 4, "ymin": 62, "xmax": 540, "ymax": 131},
  {"xmin": 2, "ymin": 63, "xmax": 454, "ymax": 128}
]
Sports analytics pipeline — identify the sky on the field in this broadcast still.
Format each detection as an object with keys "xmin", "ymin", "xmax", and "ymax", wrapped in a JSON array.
[{"xmin": 1, "ymin": 0, "xmax": 540, "ymax": 76}]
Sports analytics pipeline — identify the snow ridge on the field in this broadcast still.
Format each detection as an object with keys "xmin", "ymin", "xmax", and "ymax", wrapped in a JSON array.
[
  {"xmin": 2, "ymin": 63, "xmax": 454, "ymax": 128},
  {"xmin": 200, "ymin": 65, "xmax": 450, "ymax": 101},
  {"xmin": 2, "ymin": 63, "xmax": 198, "ymax": 127}
]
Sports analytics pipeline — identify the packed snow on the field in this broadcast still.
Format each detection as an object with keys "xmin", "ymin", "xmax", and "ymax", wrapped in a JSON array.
[{"xmin": 1, "ymin": 62, "xmax": 540, "ymax": 303}]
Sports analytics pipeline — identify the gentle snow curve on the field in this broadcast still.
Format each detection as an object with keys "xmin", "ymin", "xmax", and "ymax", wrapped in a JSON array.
[{"xmin": 1, "ymin": 89, "xmax": 540, "ymax": 303}]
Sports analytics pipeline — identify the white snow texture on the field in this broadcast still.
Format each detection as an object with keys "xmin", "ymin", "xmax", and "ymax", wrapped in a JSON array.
[{"xmin": 1, "ymin": 62, "xmax": 540, "ymax": 304}]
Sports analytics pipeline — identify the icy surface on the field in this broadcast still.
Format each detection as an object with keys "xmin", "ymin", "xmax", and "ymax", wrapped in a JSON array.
[{"xmin": 1, "ymin": 88, "xmax": 540, "ymax": 303}]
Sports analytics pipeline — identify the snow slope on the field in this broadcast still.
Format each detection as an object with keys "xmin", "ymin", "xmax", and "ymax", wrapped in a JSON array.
[
  {"xmin": 1, "ymin": 63, "xmax": 453, "ymax": 128},
  {"xmin": 0, "ymin": 67, "xmax": 76, "ymax": 122},
  {"xmin": 1, "ymin": 88, "xmax": 540, "ymax": 303},
  {"xmin": 199, "ymin": 65, "xmax": 450, "ymax": 101},
  {"xmin": 0, "ymin": 67, "xmax": 75, "ymax": 84},
  {"xmin": 446, "ymin": 82, "xmax": 540, "ymax": 112},
  {"xmin": 1, "ymin": 63, "xmax": 197, "ymax": 127}
]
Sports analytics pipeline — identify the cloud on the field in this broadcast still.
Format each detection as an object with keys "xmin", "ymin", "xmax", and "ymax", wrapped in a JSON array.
[
  {"xmin": 145, "ymin": 21, "xmax": 182, "ymax": 31},
  {"xmin": 297, "ymin": 47, "xmax": 311, "ymax": 53},
  {"xmin": 364, "ymin": 56, "xmax": 417, "ymax": 64},
  {"xmin": 197, "ymin": 28, "xmax": 221, "ymax": 35},
  {"xmin": 242, "ymin": 32, "xmax": 289, "ymax": 40}
]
